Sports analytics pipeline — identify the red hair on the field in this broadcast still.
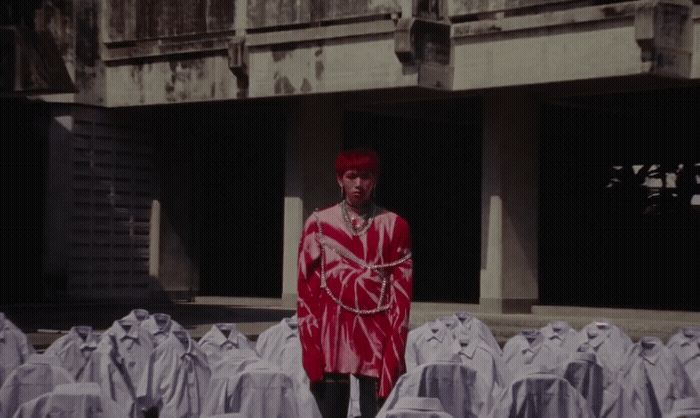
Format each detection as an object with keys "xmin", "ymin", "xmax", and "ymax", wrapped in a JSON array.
[{"xmin": 335, "ymin": 149, "xmax": 379, "ymax": 178}]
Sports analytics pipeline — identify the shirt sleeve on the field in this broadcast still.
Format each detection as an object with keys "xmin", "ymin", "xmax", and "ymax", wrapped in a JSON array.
[
  {"xmin": 379, "ymin": 215, "xmax": 413, "ymax": 398},
  {"xmin": 297, "ymin": 216, "xmax": 324, "ymax": 382},
  {"xmin": 404, "ymin": 330, "xmax": 419, "ymax": 372},
  {"xmin": 254, "ymin": 328, "xmax": 270, "ymax": 360}
]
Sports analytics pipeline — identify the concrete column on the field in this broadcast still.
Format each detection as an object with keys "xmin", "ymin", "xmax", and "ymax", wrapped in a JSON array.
[
  {"xmin": 281, "ymin": 95, "xmax": 345, "ymax": 308},
  {"xmin": 149, "ymin": 200, "xmax": 161, "ymax": 278},
  {"xmin": 480, "ymin": 89, "xmax": 540, "ymax": 313}
]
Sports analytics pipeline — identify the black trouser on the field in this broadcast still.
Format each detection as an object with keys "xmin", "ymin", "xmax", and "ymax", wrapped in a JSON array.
[{"xmin": 311, "ymin": 373, "xmax": 385, "ymax": 418}]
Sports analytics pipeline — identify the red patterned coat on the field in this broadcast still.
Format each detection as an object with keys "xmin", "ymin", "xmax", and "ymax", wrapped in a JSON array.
[{"xmin": 297, "ymin": 204, "xmax": 413, "ymax": 398}]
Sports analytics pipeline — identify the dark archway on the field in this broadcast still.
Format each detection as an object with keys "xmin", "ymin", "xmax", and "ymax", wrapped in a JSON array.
[{"xmin": 539, "ymin": 87, "xmax": 700, "ymax": 311}]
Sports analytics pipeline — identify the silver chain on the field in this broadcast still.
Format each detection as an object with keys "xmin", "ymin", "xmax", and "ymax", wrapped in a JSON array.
[
  {"xmin": 341, "ymin": 200, "xmax": 376, "ymax": 236},
  {"xmin": 313, "ymin": 209, "xmax": 411, "ymax": 315},
  {"xmin": 320, "ymin": 237, "xmax": 413, "ymax": 270}
]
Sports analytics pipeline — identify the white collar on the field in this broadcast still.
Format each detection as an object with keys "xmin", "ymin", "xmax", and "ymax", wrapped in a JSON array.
[
  {"xmin": 112, "ymin": 319, "xmax": 140, "ymax": 341},
  {"xmin": 150, "ymin": 313, "xmax": 173, "ymax": 334},
  {"xmin": 583, "ymin": 320, "xmax": 615, "ymax": 348},
  {"xmin": 209, "ymin": 323, "xmax": 244, "ymax": 348},
  {"xmin": 681, "ymin": 327, "xmax": 700, "ymax": 343},
  {"xmin": 282, "ymin": 316, "xmax": 299, "ymax": 338},
  {"xmin": 128, "ymin": 308, "xmax": 150, "ymax": 322},
  {"xmin": 450, "ymin": 335, "xmax": 480, "ymax": 359},
  {"xmin": 519, "ymin": 329, "xmax": 545, "ymax": 354},
  {"xmin": 170, "ymin": 330, "xmax": 194, "ymax": 359},
  {"xmin": 637, "ymin": 336, "xmax": 663, "ymax": 365},
  {"xmin": 426, "ymin": 320, "xmax": 450, "ymax": 343},
  {"xmin": 542, "ymin": 321, "xmax": 573, "ymax": 340},
  {"xmin": 69, "ymin": 326, "xmax": 100, "ymax": 351}
]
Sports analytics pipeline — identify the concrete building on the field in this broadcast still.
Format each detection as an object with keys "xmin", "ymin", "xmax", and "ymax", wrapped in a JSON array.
[{"xmin": 1, "ymin": 0, "xmax": 698, "ymax": 313}]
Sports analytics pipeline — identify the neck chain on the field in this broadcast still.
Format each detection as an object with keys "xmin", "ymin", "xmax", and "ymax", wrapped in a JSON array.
[
  {"xmin": 341, "ymin": 200, "xmax": 376, "ymax": 236},
  {"xmin": 315, "ymin": 210, "xmax": 390, "ymax": 315}
]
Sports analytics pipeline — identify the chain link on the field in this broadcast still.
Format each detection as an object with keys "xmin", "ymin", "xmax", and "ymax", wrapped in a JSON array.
[{"xmin": 313, "ymin": 209, "xmax": 411, "ymax": 315}]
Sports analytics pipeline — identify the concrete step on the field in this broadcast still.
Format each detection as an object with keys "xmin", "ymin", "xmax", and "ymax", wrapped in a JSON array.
[
  {"xmin": 20, "ymin": 300, "xmax": 700, "ymax": 350},
  {"xmin": 532, "ymin": 305, "xmax": 700, "ymax": 323}
]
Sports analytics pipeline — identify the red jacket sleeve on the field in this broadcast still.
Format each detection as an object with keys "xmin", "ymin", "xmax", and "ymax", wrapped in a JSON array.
[
  {"xmin": 379, "ymin": 215, "xmax": 413, "ymax": 398},
  {"xmin": 297, "ymin": 216, "xmax": 325, "ymax": 382}
]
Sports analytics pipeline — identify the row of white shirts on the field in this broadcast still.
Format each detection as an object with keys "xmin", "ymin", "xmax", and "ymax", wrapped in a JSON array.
[
  {"xmin": 377, "ymin": 361, "xmax": 700, "ymax": 418},
  {"xmin": 1, "ymin": 310, "xmax": 359, "ymax": 418},
  {"xmin": 399, "ymin": 312, "xmax": 700, "ymax": 417},
  {"xmin": 406, "ymin": 313, "xmax": 699, "ymax": 391},
  {"xmin": 0, "ymin": 310, "xmax": 321, "ymax": 418},
  {"xmin": 3, "ymin": 353, "xmax": 699, "ymax": 418},
  {"xmin": 2, "ymin": 310, "xmax": 699, "ymax": 417}
]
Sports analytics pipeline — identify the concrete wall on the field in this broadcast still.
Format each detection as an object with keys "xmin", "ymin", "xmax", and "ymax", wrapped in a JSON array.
[{"xmin": 105, "ymin": 56, "xmax": 242, "ymax": 107}]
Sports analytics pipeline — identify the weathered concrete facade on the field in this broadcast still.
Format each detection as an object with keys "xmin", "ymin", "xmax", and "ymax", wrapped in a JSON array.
[
  {"xmin": 30, "ymin": 0, "xmax": 698, "ymax": 106},
  {"xmin": 19, "ymin": 0, "xmax": 699, "ymax": 310}
]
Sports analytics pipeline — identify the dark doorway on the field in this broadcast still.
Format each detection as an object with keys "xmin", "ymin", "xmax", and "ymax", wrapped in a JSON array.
[
  {"xmin": 539, "ymin": 87, "xmax": 699, "ymax": 311},
  {"xmin": 345, "ymin": 99, "xmax": 481, "ymax": 303},
  {"xmin": 197, "ymin": 104, "xmax": 286, "ymax": 297},
  {"xmin": 0, "ymin": 98, "xmax": 48, "ymax": 304}
]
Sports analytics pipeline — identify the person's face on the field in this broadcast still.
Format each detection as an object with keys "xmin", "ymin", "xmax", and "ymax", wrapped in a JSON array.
[{"xmin": 338, "ymin": 169, "xmax": 376, "ymax": 207}]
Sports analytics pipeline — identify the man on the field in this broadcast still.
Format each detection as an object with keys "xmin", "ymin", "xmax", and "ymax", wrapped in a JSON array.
[{"xmin": 297, "ymin": 149, "xmax": 413, "ymax": 418}]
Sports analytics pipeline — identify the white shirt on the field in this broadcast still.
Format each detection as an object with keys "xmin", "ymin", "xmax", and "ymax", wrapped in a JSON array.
[
  {"xmin": 348, "ymin": 375, "xmax": 360, "ymax": 418},
  {"xmin": 445, "ymin": 326, "xmax": 509, "ymax": 390},
  {"xmin": 0, "ymin": 313, "xmax": 34, "ymax": 387},
  {"xmin": 255, "ymin": 316, "xmax": 309, "ymax": 386},
  {"xmin": 611, "ymin": 336, "xmax": 698, "ymax": 416},
  {"xmin": 491, "ymin": 372, "xmax": 595, "ymax": 418},
  {"xmin": 203, "ymin": 363, "xmax": 321, "ymax": 418},
  {"xmin": 12, "ymin": 382, "xmax": 126, "ymax": 418},
  {"xmin": 440, "ymin": 312, "xmax": 501, "ymax": 356},
  {"xmin": 503, "ymin": 329, "xmax": 569, "ymax": 376},
  {"xmin": 98, "ymin": 319, "xmax": 155, "ymax": 417},
  {"xmin": 199, "ymin": 323, "xmax": 258, "ymax": 368},
  {"xmin": 573, "ymin": 320, "xmax": 633, "ymax": 375},
  {"xmin": 562, "ymin": 352, "xmax": 612, "ymax": 418},
  {"xmin": 377, "ymin": 363, "xmax": 495, "ymax": 418},
  {"xmin": 44, "ymin": 326, "xmax": 102, "ymax": 383},
  {"xmin": 137, "ymin": 330, "xmax": 211, "ymax": 417},
  {"xmin": 0, "ymin": 354, "xmax": 75, "ymax": 417},
  {"xmin": 666, "ymin": 397, "xmax": 700, "ymax": 418},
  {"xmin": 141, "ymin": 313, "xmax": 185, "ymax": 346},
  {"xmin": 668, "ymin": 326, "xmax": 700, "ymax": 395},
  {"xmin": 405, "ymin": 320, "xmax": 455, "ymax": 372},
  {"xmin": 540, "ymin": 320, "xmax": 579, "ymax": 353}
]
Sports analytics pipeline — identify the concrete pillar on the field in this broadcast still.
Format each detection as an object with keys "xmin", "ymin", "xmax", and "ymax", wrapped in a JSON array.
[
  {"xmin": 149, "ymin": 200, "xmax": 161, "ymax": 278},
  {"xmin": 281, "ymin": 95, "xmax": 345, "ymax": 308},
  {"xmin": 480, "ymin": 89, "xmax": 540, "ymax": 313}
]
